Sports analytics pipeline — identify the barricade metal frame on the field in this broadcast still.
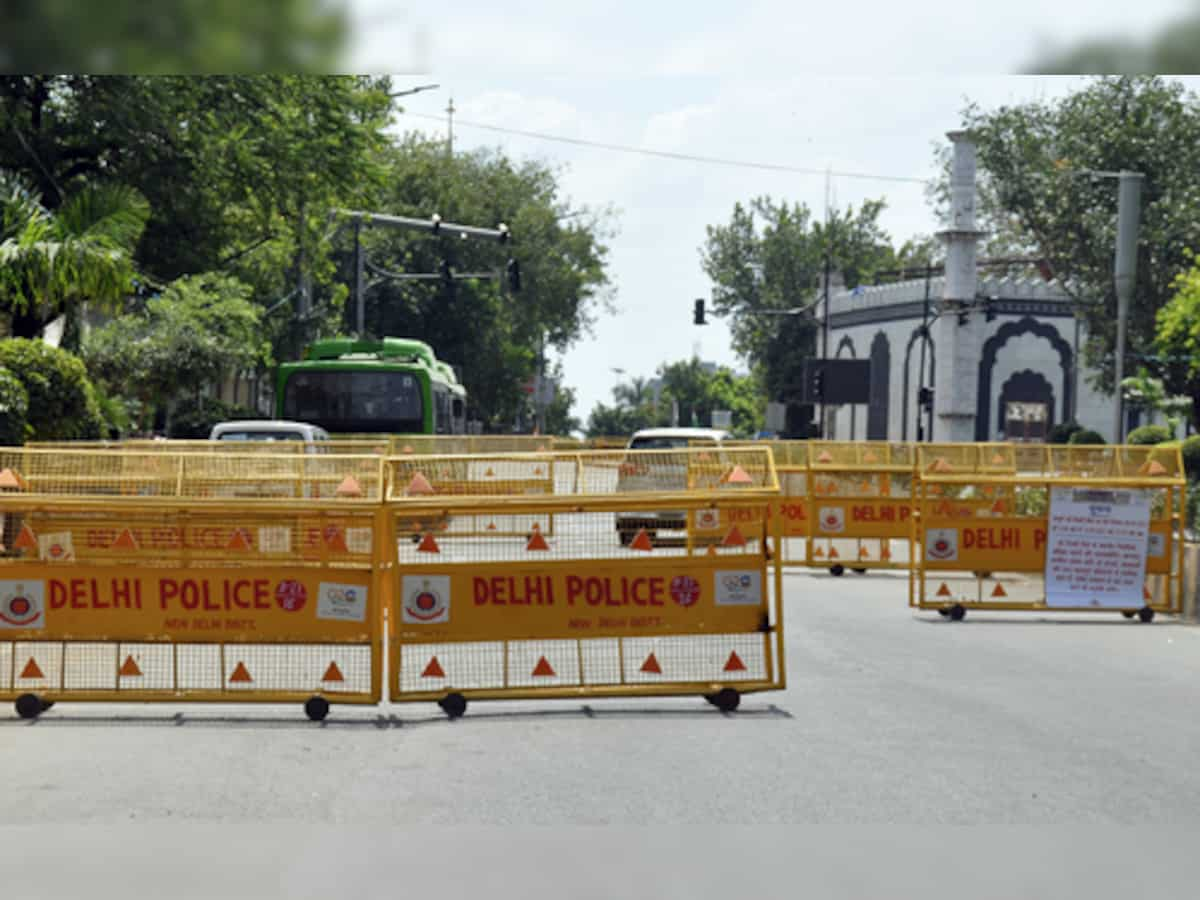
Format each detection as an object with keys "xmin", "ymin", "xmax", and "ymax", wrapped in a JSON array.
[
  {"xmin": 0, "ymin": 449, "xmax": 387, "ymax": 719},
  {"xmin": 383, "ymin": 447, "xmax": 785, "ymax": 716},
  {"xmin": 910, "ymin": 443, "xmax": 1185, "ymax": 621}
]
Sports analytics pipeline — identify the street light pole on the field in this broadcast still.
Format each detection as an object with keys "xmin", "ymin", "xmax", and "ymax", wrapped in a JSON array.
[{"xmin": 1113, "ymin": 170, "xmax": 1143, "ymax": 443}]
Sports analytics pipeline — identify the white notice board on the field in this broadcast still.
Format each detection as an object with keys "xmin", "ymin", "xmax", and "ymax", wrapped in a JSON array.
[{"xmin": 1044, "ymin": 487, "xmax": 1151, "ymax": 608}]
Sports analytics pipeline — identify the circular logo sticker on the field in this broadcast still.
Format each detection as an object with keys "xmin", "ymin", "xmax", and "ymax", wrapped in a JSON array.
[
  {"xmin": 275, "ymin": 579, "xmax": 308, "ymax": 612},
  {"xmin": 669, "ymin": 575, "xmax": 701, "ymax": 608},
  {"xmin": 404, "ymin": 582, "xmax": 448, "ymax": 622},
  {"xmin": 0, "ymin": 583, "xmax": 41, "ymax": 627}
]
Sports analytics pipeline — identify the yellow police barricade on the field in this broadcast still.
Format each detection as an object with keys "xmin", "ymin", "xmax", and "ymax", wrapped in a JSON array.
[
  {"xmin": 27, "ymin": 438, "xmax": 392, "ymax": 456},
  {"xmin": 723, "ymin": 441, "xmax": 811, "ymax": 567},
  {"xmin": 911, "ymin": 443, "xmax": 1185, "ymax": 622},
  {"xmin": 0, "ymin": 449, "xmax": 385, "ymax": 720},
  {"xmin": 807, "ymin": 441, "xmax": 916, "ymax": 575},
  {"xmin": 383, "ymin": 446, "xmax": 785, "ymax": 717}
]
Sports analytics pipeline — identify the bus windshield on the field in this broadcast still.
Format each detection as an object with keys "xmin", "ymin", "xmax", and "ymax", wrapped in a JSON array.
[{"xmin": 282, "ymin": 370, "xmax": 424, "ymax": 433}]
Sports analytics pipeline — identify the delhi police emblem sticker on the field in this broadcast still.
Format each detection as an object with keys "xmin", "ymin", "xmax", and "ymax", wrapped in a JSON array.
[
  {"xmin": 0, "ymin": 581, "xmax": 45, "ymax": 629},
  {"xmin": 925, "ymin": 528, "xmax": 959, "ymax": 562},
  {"xmin": 401, "ymin": 575, "xmax": 450, "ymax": 624}
]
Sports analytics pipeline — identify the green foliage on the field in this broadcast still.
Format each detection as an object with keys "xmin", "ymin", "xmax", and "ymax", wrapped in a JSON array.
[
  {"xmin": 1014, "ymin": 487, "xmax": 1048, "ymax": 517},
  {"xmin": 0, "ymin": 339, "xmax": 102, "ymax": 440},
  {"xmin": 1022, "ymin": 8, "xmax": 1200, "ymax": 74},
  {"xmin": 0, "ymin": 366, "xmax": 29, "ymax": 445},
  {"xmin": 1047, "ymin": 420, "xmax": 1083, "ymax": 444},
  {"xmin": 962, "ymin": 77, "xmax": 1200, "ymax": 393},
  {"xmin": 83, "ymin": 273, "xmax": 267, "ymax": 430},
  {"xmin": 699, "ymin": 196, "xmax": 910, "ymax": 401},
  {"xmin": 1126, "ymin": 424, "xmax": 1173, "ymax": 445},
  {"xmin": 351, "ymin": 134, "xmax": 613, "ymax": 429},
  {"xmin": 1068, "ymin": 428, "xmax": 1106, "ymax": 445},
  {"xmin": 1187, "ymin": 479, "xmax": 1200, "ymax": 537},
  {"xmin": 167, "ymin": 396, "xmax": 261, "ymax": 439},
  {"xmin": 540, "ymin": 367, "xmax": 580, "ymax": 437},
  {"xmin": 0, "ymin": 1, "xmax": 348, "ymax": 73},
  {"xmin": 1180, "ymin": 435, "xmax": 1200, "ymax": 481},
  {"xmin": 0, "ymin": 170, "xmax": 149, "ymax": 336},
  {"xmin": 1153, "ymin": 251, "xmax": 1200, "ymax": 428}
]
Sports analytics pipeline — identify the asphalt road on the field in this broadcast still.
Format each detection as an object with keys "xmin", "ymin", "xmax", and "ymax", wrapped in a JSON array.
[{"xmin": 3, "ymin": 569, "xmax": 1199, "ymax": 825}]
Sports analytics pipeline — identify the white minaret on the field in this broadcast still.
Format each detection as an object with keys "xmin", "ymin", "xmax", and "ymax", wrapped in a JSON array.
[{"xmin": 932, "ymin": 130, "xmax": 987, "ymax": 442}]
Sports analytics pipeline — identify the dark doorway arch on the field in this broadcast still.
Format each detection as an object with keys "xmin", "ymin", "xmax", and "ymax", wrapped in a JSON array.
[
  {"xmin": 867, "ymin": 331, "xmax": 890, "ymax": 440},
  {"xmin": 901, "ymin": 324, "xmax": 935, "ymax": 441},
  {"xmin": 997, "ymin": 370, "xmax": 1055, "ymax": 441},
  {"xmin": 976, "ymin": 317, "xmax": 1072, "ymax": 441}
]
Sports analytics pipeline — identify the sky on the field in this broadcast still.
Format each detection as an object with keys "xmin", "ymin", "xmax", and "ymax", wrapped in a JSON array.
[{"xmin": 343, "ymin": 0, "xmax": 1195, "ymax": 430}]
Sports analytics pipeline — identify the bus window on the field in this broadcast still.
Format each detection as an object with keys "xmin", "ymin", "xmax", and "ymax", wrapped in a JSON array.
[
  {"xmin": 434, "ymin": 387, "xmax": 452, "ymax": 434},
  {"xmin": 282, "ymin": 371, "xmax": 424, "ymax": 433},
  {"xmin": 452, "ymin": 397, "xmax": 466, "ymax": 434}
]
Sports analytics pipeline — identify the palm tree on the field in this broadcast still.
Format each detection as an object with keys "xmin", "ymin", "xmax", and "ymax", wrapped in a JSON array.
[{"xmin": 0, "ymin": 170, "xmax": 149, "ymax": 339}]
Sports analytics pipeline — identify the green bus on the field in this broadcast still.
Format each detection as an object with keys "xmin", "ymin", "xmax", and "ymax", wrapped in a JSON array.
[{"xmin": 275, "ymin": 337, "xmax": 468, "ymax": 434}]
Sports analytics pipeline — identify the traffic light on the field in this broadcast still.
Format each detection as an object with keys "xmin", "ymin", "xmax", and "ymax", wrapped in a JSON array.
[
  {"xmin": 693, "ymin": 298, "xmax": 706, "ymax": 325},
  {"xmin": 813, "ymin": 369, "xmax": 825, "ymax": 400},
  {"xmin": 918, "ymin": 386, "xmax": 934, "ymax": 409},
  {"xmin": 506, "ymin": 258, "xmax": 521, "ymax": 292},
  {"xmin": 984, "ymin": 298, "xmax": 997, "ymax": 322}
]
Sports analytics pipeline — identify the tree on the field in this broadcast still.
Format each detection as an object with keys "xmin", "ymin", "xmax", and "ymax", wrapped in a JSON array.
[
  {"xmin": 0, "ymin": 339, "xmax": 103, "ymax": 440},
  {"xmin": 83, "ymin": 273, "xmax": 267, "ymax": 432},
  {"xmin": 1152, "ymin": 252, "xmax": 1200, "ymax": 428},
  {"xmin": 699, "ymin": 196, "xmax": 903, "ymax": 401},
  {"xmin": 960, "ymin": 77, "xmax": 1200, "ymax": 393},
  {"xmin": 0, "ymin": 169, "xmax": 148, "ymax": 337},
  {"xmin": 0, "ymin": 1, "xmax": 348, "ymax": 73},
  {"xmin": 1023, "ymin": 8, "xmax": 1200, "ymax": 74},
  {"xmin": 344, "ymin": 134, "xmax": 613, "ymax": 430}
]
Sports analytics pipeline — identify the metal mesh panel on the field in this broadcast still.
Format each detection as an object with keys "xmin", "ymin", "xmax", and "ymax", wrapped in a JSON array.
[
  {"xmin": 219, "ymin": 644, "xmax": 371, "ymax": 694},
  {"xmin": 13, "ymin": 641, "xmax": 62, "ymax": 691},
  {"xmin": 116, "ymin": 643, "xmax": 175, "ymax": 691},
  {"xmin": 63, "ymin": 641, "xmax": 119, "ymax": 690},
  {"xmin": 0, "ymin": 641, "xmax": 10, "ymax": 690},
  {"xmin": 177, "ymin": 644, "xmax": 223, "ymax": 690},
  {"xmin": 504, "ymin": 640, "xmax": 583, "ymax": 688},
  {"xmin": 28, "ymin": 440, "xmax": 391, "ymax": 456},
  {"xmin": 398, "ymin": 641, "xmax": 506, "ymax": 692},
  {"xmin": 580, "ymin": 638, "xmax": 622, "ymax": 685},
  {"xmin": 621, "ymin": 634, "xmax": 767, "ymax": 683}
]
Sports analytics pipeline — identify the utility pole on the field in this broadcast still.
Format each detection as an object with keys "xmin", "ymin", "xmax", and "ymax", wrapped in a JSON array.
[
  {"xmin": 446, "ymin": 97, "xmax": 456, "ymax": 156},
  {"xmin": 1113, "ymin": 170, "xmax": 1143, "ymax": 443},
  {"xmin": 916, "ymin": 264, "xmax": 933, "ymax": 442},
  {"xmin": 820, "ymin": 167, "xmax": 832, "ymax": 437},
  {"xmin": 354, "ymin": 217, "xmax": 365, "ymax": 336}
]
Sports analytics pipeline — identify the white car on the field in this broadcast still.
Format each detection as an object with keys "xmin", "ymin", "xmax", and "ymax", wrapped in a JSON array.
[
  {"xmin": 208, "ymin": 420, "xmax": 330, "ymax": 443},
  {"xmin": 615, "ymin": 427, "xmax": 729, "ymax": 544}
]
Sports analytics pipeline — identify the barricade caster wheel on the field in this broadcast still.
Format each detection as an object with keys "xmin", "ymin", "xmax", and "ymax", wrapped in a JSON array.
[
  {"xmin": 948, "ymin": 604, "xmax": 966, "ymax": 622},
  {"xmin": 937, "ymin": 607, "xmax": 950, "ymax": 617},
  {"xmin": 852, "ymin": 568, "xmax": 867, "ymax": 575},
  {"xmin": 705, "ymin": 688, "xmax": 740, "ymax": 712},
  {"xmin": 15, "ymin": 693, "xmax": 43, "ymax": 719},
  {"xmin": 1121, "ymin": 610, "xmax": 1136, "ymax": 619},
  {"xmin": 39, "ymin": 700, "xmax": 54, "ymax": 712},
  {"xmin": 829, "ymin": 564, "xmax": 845, "ymax": 577},
  {"xmin": 304, "ymin": 696, "xmax": 330, "ymax": 722},
  {"xmin": 438, "ymin": 692, "xmax": 467, "ymax": 719},
  {"xmin": 1138, "ymin": 606, "xmax": 1155, "ymax": 623},
  {"xmin": 410, "ymin": 534, "xmax": 422, "ymax": 544}
]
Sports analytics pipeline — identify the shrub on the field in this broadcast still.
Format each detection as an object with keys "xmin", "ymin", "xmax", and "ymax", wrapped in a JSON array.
[
  {"xmin": 1068, "ymin": 428, "xmax": 1105, "ymax": 445},
  {"xmin": 1181, "ymin": 435, "xmax": 1200, "ymax": 482},
  {"xmin": 1127, "ymin": 424, "xmax": 1173, "ymax": 445},
  {"xmin": 0, "ymin": 367, "xmax": 29, "ymax": 446},
  {"xmin": 168, "ymin": 395, "xmax": 261, "ymax": 439},
  {"xmin": 0, "ymin": 339, "xmax": 103, "ymax": 440},
  {"xmin": 1047, "ymin": 421, "xmax": 1083, "ymax": 444}
]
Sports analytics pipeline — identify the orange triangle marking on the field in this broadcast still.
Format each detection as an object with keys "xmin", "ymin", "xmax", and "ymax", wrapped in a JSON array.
[
  {"xmin": 990, "ymin": 499, "xmax": 1007, "ymax": 514},
  {"xmin": 533, "ymin": 466, "xmax": 545, "ymax": 476},
  {"xmin": 20, "ymin": 658, "xmax": 44, "ymax": 679},
  {"xmin": 936, "ymin": 583, "xmax": 953, "ymax": 597},
  {"xmin": 724, "ymin": 465, "xmax": 753, "ymax": 485},
  {"xmin": 484, "ymin": 467, "xmax": 495, "ymax": 477},
  {"xmin": 927, "ymin": 457, "xmax": 953, "ymax": 474},
  {"xmin": 1143, "ymin": 584, "xmax": 1152, "ymax": 601},
  {"xmin": 880, "ymin": 545, "xmax": 891, "ymax": 560},
  {"xmin": 934, "ymin": 500, "xmax": 952, "ymax": 516},
  {"xmin": 813, "ymin": 546, "xmax": 825, "ymax": 558},
  {"xmin": 991, "ymin": 453, "xmax": 1007, "ymax": 466},
  {"xmin": 722, "ymin": 525, "xmax": 747, "ymax": 548},
  {"xmin": 321, "ymin": 661, "xmax": 345, "ymax": 683},
  {"xmin": 335, "ymin": 475, "xmax": 363, "ymax": 498},
  {"xmin": 816, "ymin": 450, "xmax": 834, "ymax": 464},
  {"xmin": 531, "ymin": 656, "xmax": 556, "ymax": 677},
  {"xmin": 858, "ymin": 545, "xmax": 870, "ymax": 559},
  {"xmin": 828, "ymin": 546, "xmax": 839, "ymax": 559},
  {"xmin": 406, "ymin": 472, "xmax": 435, "ymax": 496},
  {"xmin": 417, "ymin": 533, "xmax": 441, "ymax": 553},
  {"xmin": 640, "ymin": 653, "xmax": 662, "ymax": 674},
  {"xmin": 229, "ymin": 662, "xmax": 253, "ymax": 683},
  {"xmin": 227, "ymin": 528, "xmax": 253, "ymax": 551},
  {"xmin": 13, "ymin": 524, "xmax": 37, "ymax": 551},
  {"xmin": 982, "ymin": 486, "xmax": 995, "ymax": 498},
  {"xmin": 991, "ymin": 583, "xmax": 1008, "ymax": 598},
  {"xmin": 526, "ymin": 531, "xmax": 550, "ymax": 551},
  {"xmin": 421, "ymin": 657, "xmax": 446, "ymax": 678},
  {"xmin": 119, "ymin": 655, "xmax": 142, "ymax": 677},
  {"xmin": 1145, "ymin": 460, "xmax": 1168, "ymax": 477},
  {"xmin": 862, "ymin": 451, "xmax": 878, "ymax": 463},
  {"xmin": 402, "ymin": 445, "xmax": 414, "ymax": 454},
  {"xmin": 486, "ymin": 522, "xmax": 497, "ymax": 531},
  {"xmin": 537, "ymin": 444, "xmax": 547, "ymax": 453},
  {"xmin": 630, "ymin": 529, "xmax": 653, "ymax": 552},
  {"xmin": 706, "ymin": 544, "xmax": 717, "ymax": 556},
  {"xmin": 0, "ymin": 468, "xmax": 26, "ymax": 490},
  {"xmin": 111, "ymin": 528, "xmax": 139, "ymax": 551},
  {"xmin": 324, "ymin": 526, "xmax": 349, "ymax": 554},
  {"xmin": 723, "ymin": 651, "xmax": 746, "ymax": 672}
]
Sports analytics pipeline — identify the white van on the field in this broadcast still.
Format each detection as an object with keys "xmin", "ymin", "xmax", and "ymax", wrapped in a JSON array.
[
  {"xmin": 615, "ymin": 427, "xmax": 729, "ymax": 544},
  {"xmin": 208, "ymin": 420, "xmax": 330, "ymax": 443}
]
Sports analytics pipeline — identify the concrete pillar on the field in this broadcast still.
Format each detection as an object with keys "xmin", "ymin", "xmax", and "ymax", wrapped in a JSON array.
[{"xmin": 933, "ymin": 131, "xmax": 987, "ymax": 442}]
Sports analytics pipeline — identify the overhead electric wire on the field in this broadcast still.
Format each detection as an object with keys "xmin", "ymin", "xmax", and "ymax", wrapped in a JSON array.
[{"xmin": 402, "ymin": 112, "xmax": 930, "ymax": 185}]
